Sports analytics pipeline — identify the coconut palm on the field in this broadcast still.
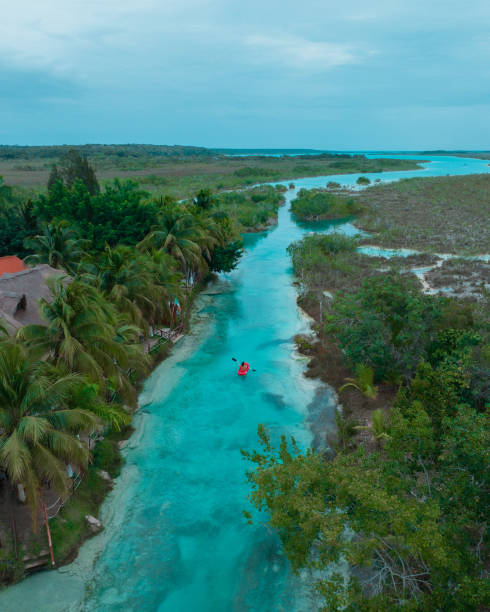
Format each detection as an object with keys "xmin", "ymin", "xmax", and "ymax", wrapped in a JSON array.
[
  {"xmin": 84, "ymin": 245, "xmax": 184, "ymax": 329},
  {"xmin": 91, "ymin": 245, "xmax": 160, "ymax": 330},
  {"xmin": 139, "ymin": 206, "xmax": 203, "ymax": 285},
  {"xmin": 109, "ymin": 319, "xmax": 150, "ymax": 404},
  {"xmin": 148, "ymin": 249, "xmax": 184, "ymax": 324},
  {"xmin": 24, "ymin": 221, "xmax": 88, "ymax": 274},
  {"xmin": 17, "ymin": 278, "xmax": 138, "ymax": 401},
  {"xmin": 69, "ymin": 379, "xmax": 131, "ymax": 432},
  {"xmin": 0, "ymin": 342, "xmax": 96, "ymax": 524},
  {"xmin": 339, "ymin": 364, "xmax": 378, "ymax": 399},
  {"xmin": 193, "ymin": 211, "xmax": 226, "ymax": 268},
  {"xmin": 355, "ymin": 408, "xmax": 391, "ymax": 443}
]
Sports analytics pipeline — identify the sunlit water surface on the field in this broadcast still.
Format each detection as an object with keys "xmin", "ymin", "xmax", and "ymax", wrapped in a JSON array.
[{"xmin": 1, "ymin": 155, "xmax": 489, "ymax": 612}]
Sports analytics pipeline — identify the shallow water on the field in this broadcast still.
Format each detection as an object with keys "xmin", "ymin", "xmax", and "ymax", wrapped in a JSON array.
[
  {"xmin": 273, "ymin": 153, "xmax": 490, "ymax": 190},
  {"xmin": 1, "ymin": 155, "xmax": 489, "ymax": 612}
]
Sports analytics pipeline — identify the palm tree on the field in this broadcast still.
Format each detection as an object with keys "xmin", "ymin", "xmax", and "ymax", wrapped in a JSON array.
[
  {"xmin": 139, "ymin": 206, "xmax": 203, "ymax": 285},
  {"xmin": 69, "ymin": 378, "xmax": 131, "ymax": 432},
  {"xmin": 84, "ymin": 245, "xmax": 184, "ymax": 329},
  {"xmin": 193, "ymin": 188, "xmax": 214, "ymax": 211},
  {"xmin": 147, "ymin": 249, "xmax": 184, "ymax": 324},
  {"xmin": 355, "ymin": 409, "xmax": 391, "ymax": 443},
  {"xmin": 24, "ymin": 221, "xmax": 88, "ymax": 274},
  {"xmin": 17, "ymin": 279, "xmax": 139, "ymax": 401},
  {"xmin": 0, "ymin": 342, "xmax": 95, "ymax": 524},
  {"xmin": 91, "ymin": 245, "xmax": 160, "ymax": 330},
  {"xmin": 193, "ymin": 211, "xmax": 226, "ymax": 269},
  {"xmin": 339, "ymin": 364, "xmax": 378, "ymax": 399}
]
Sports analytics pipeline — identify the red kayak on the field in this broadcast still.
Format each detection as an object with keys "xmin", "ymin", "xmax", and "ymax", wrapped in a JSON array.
[{"xmin": 238, "ymin": 362, "xmax": 250, "ymax": 376}]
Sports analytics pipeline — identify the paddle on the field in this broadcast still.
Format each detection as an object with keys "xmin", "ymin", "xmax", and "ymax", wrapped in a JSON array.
[{"xmin": 231, "ymin": 357, "xmax": 256, "ymax": 372}]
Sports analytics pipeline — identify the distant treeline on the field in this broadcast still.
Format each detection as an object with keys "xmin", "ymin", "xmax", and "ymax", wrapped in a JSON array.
[{"xmin": 0, "ymin": 144, "xmax": 214, "ymax": 160}]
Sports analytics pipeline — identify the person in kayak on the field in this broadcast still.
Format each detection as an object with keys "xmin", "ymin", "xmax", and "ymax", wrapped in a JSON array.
[{"xmin": 238, "ymin": 361, "xmax": 250, "ymax": 376}]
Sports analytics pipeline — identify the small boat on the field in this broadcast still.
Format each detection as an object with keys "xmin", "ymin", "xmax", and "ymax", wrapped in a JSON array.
[{"xmin": 238, "ymin": 362, "xmax": 250, "ymax": 376}]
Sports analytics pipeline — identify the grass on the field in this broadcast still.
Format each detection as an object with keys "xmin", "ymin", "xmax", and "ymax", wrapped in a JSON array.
[
  {"xmin": 357, "ymin": 174, "xmax": 490, "ymax": 255},
  {"xmin": 0, "ymin": 146, "xmax": 423, "ymax": 200}
]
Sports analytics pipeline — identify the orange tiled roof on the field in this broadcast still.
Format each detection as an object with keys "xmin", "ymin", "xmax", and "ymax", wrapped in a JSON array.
[{"xmin": 0, "ymin": 256, "xmax": 28, "ymax": 277}]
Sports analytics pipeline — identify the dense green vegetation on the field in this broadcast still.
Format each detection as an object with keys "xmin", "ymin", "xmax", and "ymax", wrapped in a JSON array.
[
  {"xmin": 290, "ymin": 188, "xmax": 362, "ymax": 221},
  {"xmin": 325, "ymin": 274, "xmax": 444, "ymax": 382},
  {"xmin": 357, "ymin": 174, "xmax": 490, "ymax": 254},
  {"xmin": 0, "ymin": 145, "xmax": 422, "ymax": 200},
  {"xmin": 287, "ymin": 233, "xmax": 382, "ymax": 317},
  {"xmin": 34, "ymin": 179, "xmax": 161, "ymax": 251},
  {"xmin": 0, "ymin": 151, "xmax": 247, "ymax": 573},
  {"xmin": 0, "ymin": 144, "xmax": 213, "ymax": 162},
  {"xmin": 2, "ymin": 147, "xmax": 485, "ymax": 597},
  {"xmin": 212, "ymin": 185, "xmax": 285, "ymax": 231},
  {"xmin": 0, "ymin": 178, "xmax": 37, "ymax": 258},
  {"xmin": 245, "ymin": 232, "xmax": 489, "ymax": 610}
]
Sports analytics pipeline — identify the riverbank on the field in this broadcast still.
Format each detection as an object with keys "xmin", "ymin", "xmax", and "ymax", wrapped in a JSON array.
[
  {"xmin": 244, "ymin": 190, "xmax": 489, "ymax": 608},
  {"xmin": 0, "ymin": 278, "xmax": 201, "ymax": 586},
  {"xmin": 296, "ymin": 323, "xmax": 397, "ymax": 453}
]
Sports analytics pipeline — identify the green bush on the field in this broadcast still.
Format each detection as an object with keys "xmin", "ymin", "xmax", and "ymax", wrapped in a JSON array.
[
  {"xmin": 92, "ymin": 439, "xmax": 122, "ymax": 478},
  {"xmin": 290, "ymin": 188, "xmax": 361, "ymax": 220},
  {"xmin": 214, "ymin": 186, "xmax": 283, "ymax": 231}
]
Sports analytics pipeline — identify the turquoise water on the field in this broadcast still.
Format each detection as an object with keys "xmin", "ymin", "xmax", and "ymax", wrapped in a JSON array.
[{"xmin": 1, "ymin": 155, "xmax": 489, "ymax": 612}]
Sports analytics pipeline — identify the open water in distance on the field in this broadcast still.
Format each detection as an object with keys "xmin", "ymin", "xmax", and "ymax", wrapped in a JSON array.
[{"xmin": 1, "ymin": 155, "xmax": 489, "ymax": 611}]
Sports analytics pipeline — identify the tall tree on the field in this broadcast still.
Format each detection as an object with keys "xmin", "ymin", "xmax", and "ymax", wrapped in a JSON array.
[
  {"xmin": 0, "ymin": 176, "xmax": 13, "ymax": 207},
  {"xmin": 48, "ymin": 149, "xmax": 99, "ymax": 195},
  {"xmin": 17, "ymin": 279, "xmax": 142, "ymax": 402},
  {"xmin": 24, "ymin": 221, "xmax": 88, "ymax": 274},
  {"xmin": 193, "ymin": 188, "xmax": 214, "ymax": 211},
  {"xmin": 138, "ymin": 206, "xmax": 203, "ymax": 285},
  {"xmin": 91, "ymin": 245, "xmax": 162, "ymax": 329},
  {"xmin": 326, "ymin": 273, "xmax": 442, "ymax": 382},
  {"xmin": 0, "ymin": 343, "xmax": 95, "ymax": 524}
]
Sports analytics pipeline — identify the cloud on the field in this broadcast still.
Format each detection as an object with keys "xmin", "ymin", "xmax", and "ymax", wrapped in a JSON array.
[
  {"xmin": 2, "ymin": 0, "xmax": 490, "ymax": 146},
  {"xmin": 244, "ymin": 34, "xmax": 358, "ymax": 70},
  {"xmin": 0, "ymin": 0, "xmax": 178, "ymax": 74}
]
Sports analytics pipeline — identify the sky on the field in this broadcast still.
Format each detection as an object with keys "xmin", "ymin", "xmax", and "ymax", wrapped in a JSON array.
[{"xmin": 1, "ymin": 0, "xmax": 490, "ymax": 149}]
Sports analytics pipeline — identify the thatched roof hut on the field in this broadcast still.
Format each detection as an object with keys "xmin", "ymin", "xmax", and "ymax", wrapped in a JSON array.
[{"xmin": 0, "ymin": 265, "xmax": 66, "ymax": 332}]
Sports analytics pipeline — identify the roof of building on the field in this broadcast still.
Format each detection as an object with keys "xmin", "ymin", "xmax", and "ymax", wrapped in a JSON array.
[
  {"xmin": 0, "ymin": 256, "xmax": 28, "ymax": 277},
  {"xmin": 0, "ymin": 265, "xmax": 67, "ymax": 332}
]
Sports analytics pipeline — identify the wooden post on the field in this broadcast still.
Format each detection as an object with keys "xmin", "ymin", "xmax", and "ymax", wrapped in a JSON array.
[{"xmin": 42, "ymin": 501, "xmax": 55, "ymax": 567}]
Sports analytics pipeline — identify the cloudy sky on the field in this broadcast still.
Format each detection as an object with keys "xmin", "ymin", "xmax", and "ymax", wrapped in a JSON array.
[{"xmin": 2, "ymin": 0, "xmax": 490, "ymax": 148}]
